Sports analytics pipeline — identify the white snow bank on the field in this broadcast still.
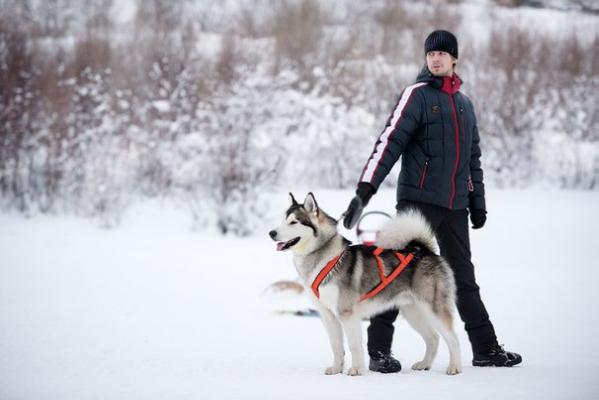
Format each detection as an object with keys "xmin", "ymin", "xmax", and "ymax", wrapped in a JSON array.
[{"xmin": 0, "ymin": 189, "xmax": 598, "ymax": 399}]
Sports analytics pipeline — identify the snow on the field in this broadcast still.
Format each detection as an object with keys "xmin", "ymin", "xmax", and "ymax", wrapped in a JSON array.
[
  {"xmin": 1, "ymin": 189, "xmax": 598, "ymax": 399},
  {"xmin": 459, "ymin": 0, "xmax": 598, "ymax": 47},
  {"xmin": 151, "ymin": 100, "xmax": 171, "ymax": 113},
  {"xmin": 109, "ymin": 0, "xmax": 137, "ymax": 25}
]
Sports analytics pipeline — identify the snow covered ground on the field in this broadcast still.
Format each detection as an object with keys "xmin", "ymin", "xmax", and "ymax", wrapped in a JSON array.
[{"xmin": 1, "ymin": 189, "xmax": 598, "ymax": 400}]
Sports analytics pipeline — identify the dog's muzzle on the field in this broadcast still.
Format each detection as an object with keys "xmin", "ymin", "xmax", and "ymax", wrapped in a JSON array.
[
  {"xmin": 269, "ymin": 230, "xmax": 300, "ymax": 251},
  {"xmin": 275, "ymin": 237, "xmax": 300, "ymax": 251}
]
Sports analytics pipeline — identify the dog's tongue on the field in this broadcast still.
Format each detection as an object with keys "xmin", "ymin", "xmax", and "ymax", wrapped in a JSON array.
[{"xmin": 276, "ymin": 242, "xmax": 286, "ymax": 251}]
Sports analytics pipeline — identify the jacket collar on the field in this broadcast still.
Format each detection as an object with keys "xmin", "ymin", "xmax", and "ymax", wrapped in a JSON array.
[
  {"xmin": 440, "ymin": 75, "xmax": 461, "ymax": 94},
  {"xmin": 415, "ymin": 65, "xmax": 462, "ymax": 94}
]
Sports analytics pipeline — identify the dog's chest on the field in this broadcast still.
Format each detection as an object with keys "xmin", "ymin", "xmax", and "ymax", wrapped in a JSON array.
[{"xmin": 317, "ymin": 283, "xmax": 340, "ymax": 312}]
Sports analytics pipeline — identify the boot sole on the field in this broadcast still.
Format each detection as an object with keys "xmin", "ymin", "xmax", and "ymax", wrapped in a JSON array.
[
  {"xmin": 369, "ymin": 362, "xmax": 402, "ymax": 373},
  {"xmin": 368, "ymin": 366, "xmax": 402, "ymax": 373},
  {"xmin": 472, "ymin": 356, "xmax": 522, "ymax": 367}
]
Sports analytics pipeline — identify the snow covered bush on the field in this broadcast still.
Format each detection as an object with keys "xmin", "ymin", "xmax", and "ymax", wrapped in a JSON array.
[{"xmin": 0, "ymin": 0, "xmax": 597, "ymax": 235}]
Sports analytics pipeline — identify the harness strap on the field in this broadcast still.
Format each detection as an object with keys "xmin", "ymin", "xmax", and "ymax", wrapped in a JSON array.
[
  {"xmin": 359, "ymin": 251, "xmax": 414, "ymax": 302},
  {"xmin": 373, "ymin": 247, "xmax": 386, "ymax": 281},
  {"xmin": 311, "ymin": 255, "xmax": 341, "ymax": 298},
  {"xmin": 311, "ymin": 247, "xmax": 414, "ymax": 302}
]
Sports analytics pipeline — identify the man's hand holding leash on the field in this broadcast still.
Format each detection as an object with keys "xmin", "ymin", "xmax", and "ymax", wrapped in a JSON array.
[{"xmin": 342, "ymin": 182, "xmax": 376, "ymax": 229}]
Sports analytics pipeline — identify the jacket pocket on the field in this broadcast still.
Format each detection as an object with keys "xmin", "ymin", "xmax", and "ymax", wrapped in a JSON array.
[{"xmin": 419, "ymin": 160, "xmax": 430, "ymax": 189}]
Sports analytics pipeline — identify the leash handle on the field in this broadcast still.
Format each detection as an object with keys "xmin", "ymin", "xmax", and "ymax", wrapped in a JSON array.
[{"xmin": 355, "ymin": 210, "xmax": 392, "ymax": 244}]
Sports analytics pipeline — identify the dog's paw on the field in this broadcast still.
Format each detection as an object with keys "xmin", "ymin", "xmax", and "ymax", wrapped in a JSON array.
[
  {"xmin": 411, "ymin": 360, "xmax": 431, "ymax": 371},
  {"xmin": 446, "ymin": 364, "xmax": 462, "ymax": 375},
  {"xmin": 324, "ymin": 365, "xmax": 343, "ymax": 375},
  {"xmin": 347, "ymin": 366, "xmax": 365, "ymax": 376}
]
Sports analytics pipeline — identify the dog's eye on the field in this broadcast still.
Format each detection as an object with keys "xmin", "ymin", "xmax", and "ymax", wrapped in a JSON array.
[{"xmin": 289, "ymin": 221, "xmax": 297, "ymax": 225}]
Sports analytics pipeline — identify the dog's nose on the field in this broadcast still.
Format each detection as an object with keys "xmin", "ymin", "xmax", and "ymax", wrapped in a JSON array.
[{"xmin": 269, "ymin": 230, "xmax": 277, "ymax": 239}]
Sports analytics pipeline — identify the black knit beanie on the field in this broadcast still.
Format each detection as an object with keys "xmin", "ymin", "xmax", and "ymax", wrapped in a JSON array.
[{"xmin": 424, "ymin": 30, "xmax": 458, "ymax": 59}]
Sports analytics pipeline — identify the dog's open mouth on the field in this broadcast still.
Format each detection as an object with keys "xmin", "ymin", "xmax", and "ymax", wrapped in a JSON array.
[{"xmin": 276, "ymin": 237, "xmax": 300, "ymax": 251}]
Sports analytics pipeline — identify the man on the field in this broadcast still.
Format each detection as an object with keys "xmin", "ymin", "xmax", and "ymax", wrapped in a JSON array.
[{"xmin": 343, "ymin": 30, "xmax": 522, "ymax": 373}]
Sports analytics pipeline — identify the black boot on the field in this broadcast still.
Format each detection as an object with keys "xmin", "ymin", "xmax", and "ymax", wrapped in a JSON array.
[
  {"xmin": 473, "ymin": 344, "xmax": 522, "ymax": 367},
  {"xmin": 368, "ymin": 350, "xmax": 402, "ymax": 373}
]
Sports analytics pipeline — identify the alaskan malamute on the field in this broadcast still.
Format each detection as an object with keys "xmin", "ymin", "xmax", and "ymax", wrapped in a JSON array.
[{"xmin": 269, "ymin": 192, "xmax": 462, "ymax": 376}]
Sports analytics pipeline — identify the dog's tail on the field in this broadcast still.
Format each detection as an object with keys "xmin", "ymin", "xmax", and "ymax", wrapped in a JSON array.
[{"xmin": 374, "ymin": 208, "xmax": 438, "ymax": 253}]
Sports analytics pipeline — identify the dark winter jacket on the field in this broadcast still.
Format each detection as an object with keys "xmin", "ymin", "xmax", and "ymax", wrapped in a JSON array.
[{"xmin": 358, "ymin": 66, "xmax": 486, "ymax": 210}]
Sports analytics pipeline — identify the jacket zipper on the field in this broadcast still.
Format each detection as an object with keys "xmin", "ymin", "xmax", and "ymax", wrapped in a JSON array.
[
  {"xmin": 448, "ymin": 95, "xmax": 460, "ymax": 209},
  {"xmin": 419, "ymin": 159, "xmax": 429, "ymax": 189}
]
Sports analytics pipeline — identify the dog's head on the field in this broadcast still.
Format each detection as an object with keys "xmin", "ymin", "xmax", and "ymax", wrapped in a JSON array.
[{"xmin": 269, "ymin": 192, "xmax": 337, "ymax": 254}]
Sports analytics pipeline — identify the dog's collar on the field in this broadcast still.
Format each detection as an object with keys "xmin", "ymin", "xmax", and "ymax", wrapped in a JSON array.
[{"xmin": 311, "ymin": 247, "xmax": 414, "ymax": 302}]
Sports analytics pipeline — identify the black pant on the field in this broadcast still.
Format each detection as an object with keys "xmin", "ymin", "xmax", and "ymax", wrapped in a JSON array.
[{"xmin": 367, "ymin": 200, "xmax": 498, "ymax": 355}]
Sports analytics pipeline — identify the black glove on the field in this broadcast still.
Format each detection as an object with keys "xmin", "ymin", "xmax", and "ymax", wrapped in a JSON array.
[
  {"xmin": 343, "ymin": 182, "xmax": 375, "ymax": 229},
  {"xmin": 470, "ymin": 209, "xmax": 487, "ymax": 229}
]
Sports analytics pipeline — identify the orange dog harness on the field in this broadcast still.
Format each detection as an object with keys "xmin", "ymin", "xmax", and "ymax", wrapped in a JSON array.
[{"xmin": 311, "ymin": 247, "xmax": 414, "ymax": 302}]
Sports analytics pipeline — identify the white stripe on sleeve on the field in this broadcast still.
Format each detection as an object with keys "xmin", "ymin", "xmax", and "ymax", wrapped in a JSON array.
[{"xmin": 360, "ymin": 82, "xmax": 426, "ymax": 183}]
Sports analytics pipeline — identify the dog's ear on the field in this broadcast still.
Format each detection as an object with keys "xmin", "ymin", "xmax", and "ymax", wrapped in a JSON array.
[
  {"xmin": 288, "ymin": 192, "xmax": 298, "ymax": 206},
  {"xmin": 303, "ymin": 192, "xmax": 319, "ymax": 215}
]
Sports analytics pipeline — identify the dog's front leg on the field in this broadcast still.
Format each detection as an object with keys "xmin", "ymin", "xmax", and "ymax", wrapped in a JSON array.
[
  {"xmin": 318, "ymin": 307, "xmax": 345, "ymax": 375},
  {"xmin": 339, "ymin": 314, "xmax": 365, "ymax": 376}
]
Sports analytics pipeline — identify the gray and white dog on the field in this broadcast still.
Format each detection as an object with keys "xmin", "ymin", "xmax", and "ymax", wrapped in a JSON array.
[{"xmin": 269, "ymin": 192, "xmax": 462, "ymax": 376}]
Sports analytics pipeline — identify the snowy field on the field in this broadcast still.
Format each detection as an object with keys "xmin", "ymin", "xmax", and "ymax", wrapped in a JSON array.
[{"xmin": 1, "ymin": 189, "xmax": 598, "ymax": 400}]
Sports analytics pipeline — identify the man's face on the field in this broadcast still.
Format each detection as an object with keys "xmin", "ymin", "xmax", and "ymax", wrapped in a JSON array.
[{"xmin": 426, "ymin": 51, "xmax": 456, "ymax": 77}]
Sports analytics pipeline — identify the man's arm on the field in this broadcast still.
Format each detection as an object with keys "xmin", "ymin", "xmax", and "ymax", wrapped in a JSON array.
[
  {"xmin": 358, "ymin": 83, "xmax": 426, "ymax": 191},
  {"xmin": 343, "ymin": 83, "xmax": 424, "ymax": 229},
  {"xmin": 469, "ymin": 114, "xmax": 486, "ymax": 211},
  {"xmin": 468, "ymin": 110, "xmax": 487, "ymax": 230}
]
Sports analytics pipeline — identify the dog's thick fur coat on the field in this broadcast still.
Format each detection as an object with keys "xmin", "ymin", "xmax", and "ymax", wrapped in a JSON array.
[{"xmin": 270, "ymin": 193, "xmax": 462, "ymax": 376}]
